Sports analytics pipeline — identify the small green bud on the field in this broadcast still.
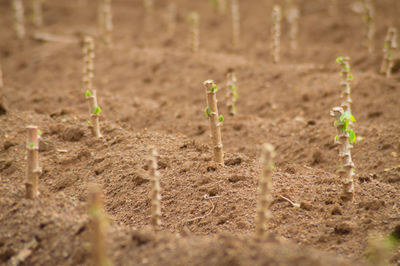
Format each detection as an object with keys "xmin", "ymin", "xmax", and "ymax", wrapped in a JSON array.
[
  {"xmin": 336, "ymin": 57, "xmax": 344, "ymax": 63},
  {"xmin": 210, "ymin": 84, "xmax": 218, "ymax": 92},
  {"xmin": 37, "ymin": 129, "xmax": 42, "ymax": 135},
  {"xmin": 205, "ymin": 107, "xmax": 211, "ymax": 118},
  {"xmin": 93, "ymin": 106, "xmax": 102, "ymax": 115},
  {"xmin": 28, "ymin": 142, "xmax": 35, "ymax": 148},
  {"xmin": 85, "ymin": 90, "xmax": 92, "ymax": 97},
  {"xmin": 218, "ymin": 114, "xmax": 224, "ymax": 122}
]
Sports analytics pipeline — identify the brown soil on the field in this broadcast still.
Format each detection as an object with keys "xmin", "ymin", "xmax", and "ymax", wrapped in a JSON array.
[{"xmin": 1, "ymin": 0, "xmax": 400, "ymax": 265}]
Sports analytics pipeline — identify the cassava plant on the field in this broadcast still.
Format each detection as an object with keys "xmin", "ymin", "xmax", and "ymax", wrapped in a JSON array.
[
  {"xmin": 101, "ymin": 0, "xmax": 113, "ymax": 46},
  {"xmin": 380, "ymin": 27, "xmax": 397, "ymax": 78},
  {"xmin": 330, "ymin": 107, "xmax": 357, "ymax": 201},
  {"xmin": 254, "ymin": 143, "xmax": 275, "ymax": 240},
  {"xmin": 32, "ymin": 0, "xmax": 43, "ymax": 27},
  {"xmin": 147, "ymin": 147, "xmax": 162, "ymax": 230},
  {"xmin": 26, "ymin": 126, "xmax": 42, "ymax": 199},
  {"xmin": 231, "ymin": 0, "xmax": 240, "ymax": 50},
  {"xmin": 82, "ymin": 36, "xmax": 95, "ymax": 92},
  {"xmin": 12, "ymin": 0, "xmax": 25, "ymax": 39},
  {"xmin": 188, "ymin": 12, "xmax": 199, "ymax": 53},
  {"xmin": 166, "ymin": 1, "xmax": 177, "ymax": 38},
  {"xmin": 336, "ymin": 56, "xmax": 353, "ymax": 112},
  {"xmin": 88, "ymin": 184, "xmax": 111, "ymax": 266},
  {"xmin": 225, "ymin": 68, "xmax": 238, "ymax": 116},
  {"xmin": 204, "ymin": 80, "xmax": 224, "ymax": 165},
  {"xmin": 362, "ymin": 0, "xmax": 375, "ymax": 54},
  {"xmin": 271, "ymin": 5, "xmax": 282, "ymax": 64},
  {"xmin": 285, "ymin": 1, "xmax": 300, "ymax": 51},
  {"xmin": 85, "ymin": 90, "xmax": 102, "ymax": 138}
]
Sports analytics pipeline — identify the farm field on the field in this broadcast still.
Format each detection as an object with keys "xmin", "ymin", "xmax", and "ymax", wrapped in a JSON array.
[{"xmin": 1, "ymin": 0, "xmax": 400, "ymax": 265}]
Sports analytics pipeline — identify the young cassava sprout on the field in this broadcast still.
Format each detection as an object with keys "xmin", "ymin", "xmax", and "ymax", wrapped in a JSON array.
[
  {"xmin": 225, "ymin": 68, "xmax": 238, "ymax": 116},
  {"xmin": 380, "ymin": 27, "xmax": 398, "ymax": 78},
  {"xmin": 231, "ymin": 0, "xmax": 240, "ymax": 50},
  {"xmin": 188, "ymin": 12, "xmax": 200, "ymax": 53},
  {"xmin": 85, "ymin": 90, "xmax": 102, "ymax": 138},
  {"xmin": 254, "ymin": 143, "xmax": 275, "ymax": 240},
  {"xmin": 331, "ymin": 107, "xmax": 356, "ymax": 201},
  {"xmin": 88, "ymin": 184, "xmax": 111, "ymax": 266},
  {"xmin": 285, "ymin": 0, "xmax": 300, "ymax": 51},
  {"xmin": 12, "ymin": 0, "xmax": 25, "ymax": 39},
  {"xmin": 25, "ymin": 125, "xmax": 42, "ymax": 199},
  {"xmin": 336, "ymin": 56, "xmax": 353, "ymax": 113},
  {"xmin": 204, "ymin": 80, "xmax": 224, "ymax": 165},
  {"xmin": 147, "ymin": 147, "xmax": 162, "ymax": 230},
  {"xmin": 271, "ymin": 5, "xmax": 282, "ymax": 64},
  {"xmin": 32, "ymin": 0, "xmax": 43, "ymax": 27},
  {"xmin": 362, "ymin": 0, "xmax": 375, "ymax": 54}
]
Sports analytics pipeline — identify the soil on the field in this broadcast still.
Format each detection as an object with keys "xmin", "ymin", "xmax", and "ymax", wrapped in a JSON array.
[{"xmin": 1, "ymin": 0, "xmax": 400, "ymax": 265}]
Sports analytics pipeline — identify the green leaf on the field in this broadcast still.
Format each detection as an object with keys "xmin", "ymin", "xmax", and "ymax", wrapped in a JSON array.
[
  {"xmin": 87, "ymin": 120, "xmax": 91, "ymax": 125},
  {"xmin": 334, "ymin": 120, "xmax": 338, "ymax": 127},
  {"xmin": 334, "ymin": 135, "xmax": 338, "ymax": 143},
  {"xmin": 205, "ymin": 107, "xmax": 211, "ymax": 118},
  {"xmin": 85, "ymin": 90, "xmax": 92, "ymax": 97},
  {"xmin": 37, "ymin": 129, "xmax": 42, "ymax": 135},
  {"xmin": 28, "ymin": 142, "xmax": 35, "ymax": 148},
  {"xmin": 336, "ymin": 57, "xmax": 344, "ymax": 63},
  {"xmin": 93, "ymin": 106, "xmax": 102, "ymax": 115},
  {"xmin": 233, "ymin": 92, "xmax": 238, "ymax": 99},
  {"xmin": 348, "ymin": 73, "xmax": 354, "ymax": 81},
  {"xmin": 344, "ymin": 65, "xmax": 350, "ymax": 71},
  {"xmin": 210, "ymin": 84, "xmax": 218, "ymax": 92},
  {"xmin": 347, "ymin": 129, "xmax": 356, "ymax": 143},
  {"xmin": 337, "ymin": 165, "xmax": 341, "ymax": 169},
  {"xmin": 218, "ymin": 114, "xmax": 224, "ymax": 122},
  {"xmin": 388, "ymin": 52, "xmax": 393, "ymax": 58},
  {"xmin": 342, "ymin": 119, "xmax": 349, "ymax": 131},
  {"xmin": 350, "ymin": 115, "xmax": 356, "ymax": 122},
  {"xmin": 230, "ymin": 85, "xmax": 237, "ymax": 91}
]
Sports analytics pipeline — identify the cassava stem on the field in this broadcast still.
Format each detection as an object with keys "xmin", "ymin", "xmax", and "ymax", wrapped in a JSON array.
[
  {"xmin": 26, "ymin": 126, "xmax": 42, "ymax": 199},
  {"xmin": 226, "ymin": 68, "xmax": 238, "ymax": 116},
  {"xmin": 82, "ymin": 36, "xmax": 95, "ymax": 92},
  {"xmin": 88, "ymin": 184, "xmax": 110, "ymax": 266},
  {"xmin": 271, "ymin": 5, "xmax": 281, "ymax": 64},
  {"xmin": 286, "ymin": 1, "xmax": 299, "ymax": 51},
  {"xmin": 231, "ymin": 0, "xmax": 240, "ymax": 50},
  {"xmin": 12, "ymin": 0, "xmax": 25, "ymax": 39},
  {"xmin": 148, "ymin": 147, "xmax": 162, "ymax": 230},
  {"xmin": 32, "ymin": 0, "xmax": 43, "ymax": 27},
  {"xmin": 188, "ymin": 12, "xmax": 199, "ymax": 53},
  {"xmin": 362, "ymin": 0, "xmax": 375, "ymax": 54},
  {"xmin": 336, "ymin": 56, "xmax": 353, "ymax": 113},
  {"xmin": 86, "ymin": 90, "xmax": 102, "ymax": 138},
  {"xmin": 204, "ymin": 80, "xmax": 224, "ymax": 165},
  {"xmin": 254, "ymin": 143, "xmax": 275, "ymax": 240},
  {"xmin": 381, "ymin": 27, "xmax": 397, "ymax": 78}
]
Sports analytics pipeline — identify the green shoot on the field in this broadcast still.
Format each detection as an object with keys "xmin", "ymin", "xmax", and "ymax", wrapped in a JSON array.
[
  {"xmin": 348, "ymin": 73, "xmax": 354, "ymax": 81},
  {"xmin": 335, "ymin": 111, "xmax": 357, "ymax": 144},
  {"xmin": 210, "ymin": 84, "xmax": 218, "ymax": 92},
  {"xmin": 205, "ymin": 107, "xmax": 211, "ymax": 118},
  {"xmin": 336, "ymin": 56, "xmax": 344, "ymax": 63},
  {"xmin": 87, "ymin": 120, "xmax": 91, "ymax": 125},
  {"xmin": 37, "ymin": 129, "xmax": 42, "ymax": 136},
  {"xmin": 85, "ymin": 90, "xmax": 92, "ymax": 97},
  {"xmin": 28, "ymin": 142, "xmax": 35, "ymax": 148},
  {"xmin": 218, "ymin": 115, "xmax": 224, "ymax": 122},
  {"xmin": 93, "ymin": 106, "xmax": 102, "ymax": 115}
]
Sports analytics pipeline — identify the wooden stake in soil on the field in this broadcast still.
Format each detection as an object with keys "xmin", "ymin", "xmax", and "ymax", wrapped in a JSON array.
[
  {"xmin": 12, "ymin": 0, "xmax": 25, "ymax": 39},
  {"xmin": 330, "ymin": 107, "xmax": 356, "ymax": 202},
  {"xmin": 380, "ymin": 27, "xmax": 398, "ymax": 78},
  {"xmin": 88, "ymin": 184, "xmax": 110, "ymax": 266},
  {"xmin": 86, "ymin": 90, "xmax": 102, "ymax": 138},
  {"xmin": 336, "ymin": 56, "xmax": 353, "ymax": 113},
  {"xmin": 226, "ymin": 68, "xmax": 238, "ymax": 116},
  {"xmin": 147, "ymin": 147, "xmax": 162, "ymax": 230},
  {"xmin": 188, "ymin": 12, "xmax": 199, "ymax": 53},
  {"xmin": 32, "ymin": 0, "xmax": 43, "ymax": 27},
  {"xmin": 25, "ymin": 126, "xmax": 42, "ymax": 199},
  {"xmin": 231, "ymin": 0, "xmax": 240, "ymax": 50},
  {"xmin": 362, "ymin": 0, "xmax": 375, "ymax": 54},
  {"xmin": 166, "ymin": 1, "xmax": 177, "ymax": 38},
  {"xmin": 254, "ymin": 143, "xmax": 275, "ymax": 240},
  {"xmin": 271, "ymin": 5, "xmax": 282, "ymax": 64},
  {"xmin": 82, "ymin": 36, "xmax": 95, "ymax": 93},
  {"xmin": 204, "ymin": 80, "xmax": 224, "ymax": 165},
  {"xmin": 286, "ymin": 1, "xmax": 299, "ymax": 51}
]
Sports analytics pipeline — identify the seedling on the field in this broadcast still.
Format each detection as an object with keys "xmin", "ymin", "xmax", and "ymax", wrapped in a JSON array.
[
  {"xmin": 25, "ymin": 125, "xmax": 42, "ymax": 199},
  {"xmin": 285, "ymin": 1, "xmax": 300, "ymax": 51},
  {"xmin": 225, "ymin": 68, "xmax": 238, "ymax": 116},
  {"xmin": 255, "ymin": 143, "xmax": 275, "ymax": 240},
  {"xmin": 231, "ymin": 0, "xmax": 240, "ymax": 49},
  {"xmin": 147, "ymin": 148, "xmax": 162, "ymax": 230},
  {"xmin": 32, "ymin": 0, "xmax": 43, "ymax": 27},
  {"xmin": 86, "ymin": 90, "xmax": 102, "ymax": 138},
  {"xmin": 167, "ymin": 1, "xmax": 177, "ymax": 38},
  {"xmin": 362, "ymin": 0, "xmax": 375, "ymax": 54},
  {"xmin": 204, "ymin": 80, "xmax": 224, "ymax": 165},
  {"xmin": 380, "ymin": 27, "xmax": 397, "ymax": 78},
  {"xmin": 12, "ymin": 0, "xmax": 25, "ymax": 39},
  {"xmin": 82, "ymin": 36, "xmax": 95, "ymax": 92},
  {"xmin": 188, "ymin": 12, "xmax": 199, "ymax": 53},
  {"xmin": 271, "ymin": 5, "xmax": 282, "ymax": 64},
  {"xmin": 330, "ymin": 107, "xmax": 356, "ymax": 201},
  {"xmin": 336, "ymin": 56, "xmax": 353, "ymax": 112},
  {"xmin": 88, "ymin": 184, "xmax": 111, "ymax": 266}
]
